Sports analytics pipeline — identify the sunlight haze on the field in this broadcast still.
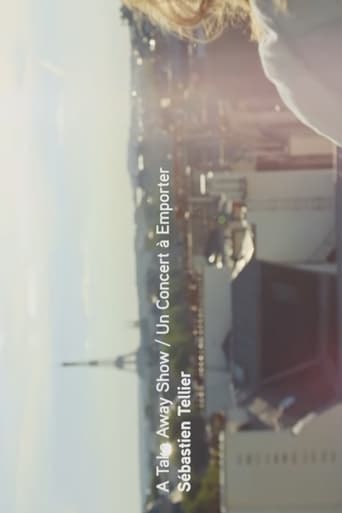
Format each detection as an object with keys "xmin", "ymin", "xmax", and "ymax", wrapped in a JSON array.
[{"xmin": 0, "ymin": 1, "xmax": 140, "ymax": 512}]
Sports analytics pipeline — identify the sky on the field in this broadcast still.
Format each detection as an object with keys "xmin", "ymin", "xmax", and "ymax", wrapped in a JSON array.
[{"xmin": 0, "ymin": 1, "xmax": 141, "ymax": 512}]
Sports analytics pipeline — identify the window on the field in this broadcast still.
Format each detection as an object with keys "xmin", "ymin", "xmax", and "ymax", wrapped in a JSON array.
[{"xmin": 246, "ymin": 454, "xmax": 252, "ymax": 465}]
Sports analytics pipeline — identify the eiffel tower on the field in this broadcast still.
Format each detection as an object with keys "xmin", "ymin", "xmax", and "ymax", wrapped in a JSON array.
[
  {"xmin": 62, "ymin": 345, "xmax": 155, "ymax": 377},
  {"xmin": 62, "ymin": 318, "xmax": 156, "ymax": 376}
]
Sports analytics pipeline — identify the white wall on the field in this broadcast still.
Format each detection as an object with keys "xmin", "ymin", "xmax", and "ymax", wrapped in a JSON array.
[
  {"xmin": 203, "ymin": 266, "xmax": 235, "ymax": 416},
  {"xmin": 221, "ymin": 405, "xmax": 342, "ymax": 513}
]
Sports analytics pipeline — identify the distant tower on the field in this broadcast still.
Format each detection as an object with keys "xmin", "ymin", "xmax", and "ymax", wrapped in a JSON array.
[
  {"xmin": 62, "ymin": 318, "xmax": 154, "ymax": 377},
  {"xmin": 62, "ymin": 346, "xmax": 155, "ymax": 377}
]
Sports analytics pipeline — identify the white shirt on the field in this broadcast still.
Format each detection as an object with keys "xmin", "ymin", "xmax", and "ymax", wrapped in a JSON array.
[{"xmin": 252, "ymin": 0, "xmax": 342, "ymax": 146}]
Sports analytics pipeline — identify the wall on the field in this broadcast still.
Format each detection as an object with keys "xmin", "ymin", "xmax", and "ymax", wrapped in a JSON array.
[
  {"xmin": 221, "ymin": 405, "xmax": 342, "ymax": 513},
  {"xmin": 203, "ymin": 266, "xmax": 235, "ymax": 416}
]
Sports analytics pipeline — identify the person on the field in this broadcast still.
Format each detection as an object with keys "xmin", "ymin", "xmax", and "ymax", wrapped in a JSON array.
[
  {"xmin": 225, "ymin": 202, "xmax": 254, "ymax": 279},
  {"xmin": 124, "ymin": 0, "xmax": 342, "ymax": 147},
  {"xmin": 205, "ymin": 198, "xmax": 254, "ymax": 278}
]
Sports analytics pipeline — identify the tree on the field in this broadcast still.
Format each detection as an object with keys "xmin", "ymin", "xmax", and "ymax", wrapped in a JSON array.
[{"xmin": 120, "ymin": 5, "xmax": 134, "ymax": 26}]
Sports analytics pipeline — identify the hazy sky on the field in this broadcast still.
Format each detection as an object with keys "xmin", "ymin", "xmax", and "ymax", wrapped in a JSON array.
[{"xmin": 0, "ymin": 1, "xmax": 140, "ymax": 512}]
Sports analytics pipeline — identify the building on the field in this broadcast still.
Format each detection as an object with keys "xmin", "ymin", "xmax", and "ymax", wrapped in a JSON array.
[
  {"xmin": 207, "ymin": 168, "xmax": 336, "ymax": 262},
  {"xmin": 218, "ymin": 258, "xmax": 340, "ymax": 512},
  {"xmin": 217, "ymin": 148, "xmax": 342, "ymax": 513},
  {"xmin": 202, "ymin": 265, "xmax": 235, "ymax": 416},
  {"xmin": 232, "ymin": 260, "xmax": 338, "ymax": 400},
  {"xmin": 220, "ymin": 403, "xmax": 342, "ymax": 513}
]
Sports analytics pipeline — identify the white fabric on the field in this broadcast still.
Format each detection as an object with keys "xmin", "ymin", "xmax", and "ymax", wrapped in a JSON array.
[{"xmin": 252, "ymin": 0, "xmax": 342, "ymax": 146}]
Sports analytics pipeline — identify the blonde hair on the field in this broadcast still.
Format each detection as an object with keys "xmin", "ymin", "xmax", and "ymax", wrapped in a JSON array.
[{"xmin": 123, "ymin": 0, "xmax": 286, "ymax": 40}]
